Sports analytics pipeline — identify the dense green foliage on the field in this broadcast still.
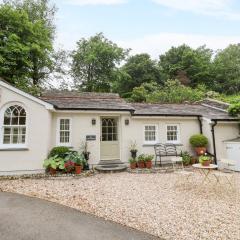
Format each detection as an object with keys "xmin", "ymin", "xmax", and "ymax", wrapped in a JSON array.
[
  {"xmin": 0, "ymin": 0, "xmax": 56, "ymax": 93},
  {"xmin": 212, "ymin": 44, "xmax": 240, "ymax": 94},
  {"xmin": 189, "ymin": 134, "xmax": 208, "ymax": 147},
  {"xmin": 159, "ymin": 45, "xmax": 213, "ymax": 87},
  {"xmin": 228, "ymin": 103, "xmax": 240, "ymax": 116},
  {"xmin": 130, "ymin": 80, "xmax": 205, "ymax": 103},
  {"xmin": 48, "ymin": 146, "xmax": 70, "ymax": 158},
  {"xmin": 113, "ymin": 53, "xmax": 163, "ymax": 95},
  {"xmin": 43, "ymin": 155, "xmax": 65, "ymax": 170},
  {"xmin": 71, "ymin": 33, "xmax": 128, "ymax": 92}
]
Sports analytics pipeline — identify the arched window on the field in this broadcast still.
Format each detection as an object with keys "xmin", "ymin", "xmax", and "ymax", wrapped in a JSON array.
[{"xmin": 2, "ymin": 105, "xmax": 26, "ymax": 145}]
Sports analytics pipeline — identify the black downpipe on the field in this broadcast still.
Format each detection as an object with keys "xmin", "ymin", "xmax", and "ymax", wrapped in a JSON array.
[
  {"xmin": 211, "ymin": 120, "xmax": 218, "ymax": 164},
  {"xmin": 197, "ymin": 116, "xmax": 203, "ymax": 134}
]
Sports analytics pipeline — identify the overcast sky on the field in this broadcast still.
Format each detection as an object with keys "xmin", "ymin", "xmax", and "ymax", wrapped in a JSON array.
[{"xmin": 51, "ymin": 0, "xmax": 240, "ymax": 58}]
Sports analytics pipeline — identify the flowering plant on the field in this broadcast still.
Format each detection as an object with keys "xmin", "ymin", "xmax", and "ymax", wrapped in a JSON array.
[{"xmin": 64, "ymin": 160, "xmax": 75, "ymax": 172}]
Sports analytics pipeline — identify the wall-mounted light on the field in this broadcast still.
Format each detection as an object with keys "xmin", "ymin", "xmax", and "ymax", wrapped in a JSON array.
[
  {"xmin": 92, "ymin": 118, "xmax": 96, "ymax": 125},
  {"xmin": 125, "ymin": 119, "xmax": 129, "ymax": 125}
]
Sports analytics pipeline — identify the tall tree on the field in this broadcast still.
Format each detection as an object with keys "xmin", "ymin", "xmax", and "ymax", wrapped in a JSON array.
[
  {"xmin": 71, "ymin": 33, "xmax": 128, "ymax": 92},
  {"xmin": 0, "ymin": 0, "xmax": 56, "ymax": 89},
  {"xmin": 212, "ymin": 44, "xmax": 240, "ymax": 94},
  {"xmin": 159, "ymin": 44, "xmax": 213, "ymax": 87},
  {"xmin": 113, "ymin": 53, "xmax": 163, "ymax": 96}
]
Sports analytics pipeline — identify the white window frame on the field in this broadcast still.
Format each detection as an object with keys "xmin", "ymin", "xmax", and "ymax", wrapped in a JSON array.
[
  {"xmin": 56, "ymin": 118, "xmax": 72, "ymax": 147},
  {"xmin": 166, "ymin": 124, "xmax": 180, "ymax": 144},
  {"xmin": 143, "ymin": 124, "xmax": 158, "ymax": 145},
  {"xmin": 0, "ymin": 102, "xmax": 28, "ymax": 149}
]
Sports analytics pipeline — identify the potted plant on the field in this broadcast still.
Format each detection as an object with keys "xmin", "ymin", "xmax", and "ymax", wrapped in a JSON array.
[
  {"xmin": 81, "ymin": 141, "xmax": 90, "ymax": 170},
  {"xmin": 129, "ymin": 140, "xmax": 138, "ymax": 159},
  {"xmin": 180, "ymin": 151, "xmax": 191, "ymax": 166},
  {"xmin": 190, "ymin": 156, "xmax": 198, "ymax": 164},
  {"xmin": 137, "ymin": 154, "xmax": 145, "ymax": 168},
  {"xmin": 199, "ymin": 154, "xmax": 212, "ymax": 166},
  {"xmin": 189, "ymin": 134, "xmax": 208, "ymax": 155},
  {"xmin": 64, "ymin": 160, "xmax": 75, "ymax": 173},
  {"xmin": 43, "ymin": 156, "xmax": 65, "ymax": 175},
  {"xmin": 65, "ymin": 152, "xmax": 85, "ymax": 174},
  {"xmin": 129, "ymin": 158, "xmax": 137, "ymax": 169},
  {"xmin": 144, "ymin": 154, "xmax": 154, "ymax": 169}
]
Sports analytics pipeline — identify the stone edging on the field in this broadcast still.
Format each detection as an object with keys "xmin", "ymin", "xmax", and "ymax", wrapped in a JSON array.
[{"xmin": 0, "ymin": 170, "xmax": 95, "ymax": 180}]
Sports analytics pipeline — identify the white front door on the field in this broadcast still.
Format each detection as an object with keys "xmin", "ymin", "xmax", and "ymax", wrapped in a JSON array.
[{"xmin": 100, "ymin": 118, "xmax": 120, "ymax": 160}]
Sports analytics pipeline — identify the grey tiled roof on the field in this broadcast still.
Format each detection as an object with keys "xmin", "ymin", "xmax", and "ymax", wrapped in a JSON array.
[
  {"xmin": 131, "ymin": 102, "xmax": 236, "ymax": 120},
  {"xmin": 201, "ymin": 98, "xmax": 230, "ymax": 111},
  {"xmin": 40, "ymin": 91, "xmax": 134, "ymax": 111},
  {"xmin": 40, "ymin": 90, "xmax": 237, "ymax": 120}
]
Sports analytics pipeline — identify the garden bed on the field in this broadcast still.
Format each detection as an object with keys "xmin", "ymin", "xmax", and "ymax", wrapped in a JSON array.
[{"xmin": 0, "ymin": 172, "xmax": 239, "ymax": 240}]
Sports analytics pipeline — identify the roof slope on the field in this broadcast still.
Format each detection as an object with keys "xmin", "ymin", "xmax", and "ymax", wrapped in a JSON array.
[
  {"xmin": 0, "ymin": 78, "xmax": 53, "ymax": 110},
  {"xmin": 131, "ymin": 102, "xmax": 236, "ymax": 120},
  {"xmin": 40, "ymin": 90, "xmax": 134, "ymax": 111},
  {"xmin": 34, "ymin": 89, "xmax": 237, "ymax": 120}
]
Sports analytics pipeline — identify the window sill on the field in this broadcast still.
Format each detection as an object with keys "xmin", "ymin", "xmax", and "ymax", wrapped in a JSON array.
[
  {"xmin": 143, "ymin": 143, "xmax": 158, "ymax": 147},
  {"xmin": 0, "ymin": 148, "xmax": 29, "ymax": 151},
  {"xmin": 143, "ymin": 143, "xmax": 183, "ymax": 147},
  {"xmin": 165, "ymin": 143, "xmax": 183, "ymax": 146}
]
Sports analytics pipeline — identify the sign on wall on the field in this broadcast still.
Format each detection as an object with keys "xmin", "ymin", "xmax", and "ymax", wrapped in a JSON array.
[{"xmin": 86, "ymin": 135, "xmax": 96, "ymax": 141}]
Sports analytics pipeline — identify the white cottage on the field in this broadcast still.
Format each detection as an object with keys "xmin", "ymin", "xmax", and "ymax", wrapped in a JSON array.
[{"xmin": 0, "ymin": 78, "xmax": 239, "ymax": 174}]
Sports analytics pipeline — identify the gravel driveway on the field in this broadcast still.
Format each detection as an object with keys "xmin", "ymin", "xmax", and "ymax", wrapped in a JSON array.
[{"xmin": 0, "ymin": 172, "xmax": 239, "ymax": 240}]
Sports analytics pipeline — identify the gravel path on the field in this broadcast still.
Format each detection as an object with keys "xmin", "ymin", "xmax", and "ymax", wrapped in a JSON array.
[{"xmin": 0, "ymin": 172, "xmax": 239, "ymax": 240}]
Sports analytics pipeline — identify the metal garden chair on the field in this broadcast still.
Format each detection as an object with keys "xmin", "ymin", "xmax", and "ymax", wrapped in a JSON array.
[{"xmin": 213, "ymin": 158, "xmax": 236, "ymax": 188}]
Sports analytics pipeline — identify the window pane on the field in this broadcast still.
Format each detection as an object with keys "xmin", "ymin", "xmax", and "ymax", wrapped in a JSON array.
[
  {"xmin": 13, "ymin": 127, "xmax": 19, "ymax": 135},
  {"xmin": 4, "ymin": 127, "xmax": 11, "ymax": 135},
  {"xmin": 19, "ymin": 117, "xmax": 26, "ymax": 125},
  {"xmin": 12, "ymin": 134, "xmax": 18, "ymax": 144},
  {"xmin": 3, "ymin": 135, "xmax": 10, "ymax": 144},
  {"xmin": 4, "ymin": 113, "xmax": 11, "ymax": 125},
  {"xmin": 11, "ymin": 117, "xmax": 19, "ymax": 125}
]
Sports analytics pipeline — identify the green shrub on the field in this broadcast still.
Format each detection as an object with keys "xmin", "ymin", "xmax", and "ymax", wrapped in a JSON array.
[
  {"xmin": 189, "ymin": 134, "xmax": 208, "ymax": 147},
  {"xmin": 129, "ymin": 158, "xmax": 136, "ymax": 163},
  {"xmin": 180, "ymin": 151, "xmax": 191, "ymax": 165},
  {"xmin": 43, "ymin": 156, "xmax": 65, "ymax": 170},
  {"xmin": 65, "ymin": 152, "xmax": 86, "ymax": 166},
  {"xmin": 49, "ymin": 146, "xmax": 70, "ymax": 158},
  {"xmin": 228, "ymin": 102, "xmax": 240, "ymax": 116},
  {"xmin": 146, "ymin": 80, "xmax": 205, "ymax": 104}
]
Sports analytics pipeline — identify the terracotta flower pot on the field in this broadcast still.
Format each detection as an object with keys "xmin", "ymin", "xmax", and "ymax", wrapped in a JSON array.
[
  {"xmin": 201, "ymin": 160, "xmax": 211, "ymax": 166},
  {"xmin": 49, "ymin": 167, "xmax": 56, "ymax": 175},
  {"xmin": 191, "ymin": 157, "xmax": 197, "ymax": 164},
  {"xmin": 75, "ymin": 165, "xmax": 82, "ymax": 174},
  {"xmin": 195, "ymin": 147, "xmax": 207, "ymax": 156},
  {"xmin": 130, "ymin": 162, "xmax": 137, "ymax": 169},
  {"xmin": 137, "ymin": 161, "xmax": 145, "ymax": 168},
  {"xmin": 145, "ymin": 161, "xmax": 152, "ymax": 169}
]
